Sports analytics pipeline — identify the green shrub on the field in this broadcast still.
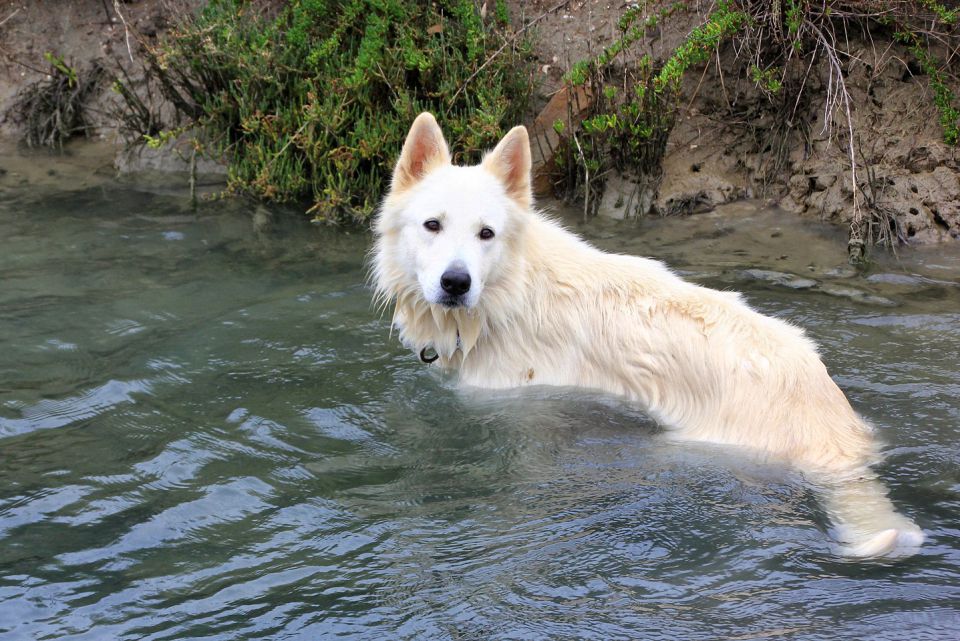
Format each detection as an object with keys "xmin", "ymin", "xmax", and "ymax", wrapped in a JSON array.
[
  {"xmin": 555, "ymin": 2, "xmax": 747, "ymax": 215},
  {"xmin": 121, "ymin": 0, "xmax": 533, "ymax": 223}
]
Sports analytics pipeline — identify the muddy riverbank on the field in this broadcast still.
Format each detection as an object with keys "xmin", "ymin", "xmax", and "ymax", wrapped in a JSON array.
[
  {"xmin": 511, "ymin": 0, "xmax": 960, "ymax": 244},
  {"xmin": 1, "ymin": 0, "xmax": 958, "ymax": 247}
]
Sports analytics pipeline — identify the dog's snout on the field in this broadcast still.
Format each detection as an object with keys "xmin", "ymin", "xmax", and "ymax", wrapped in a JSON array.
[{"xmin": 440, "ymin": 269, "xmax": 471, "ymax": 296}]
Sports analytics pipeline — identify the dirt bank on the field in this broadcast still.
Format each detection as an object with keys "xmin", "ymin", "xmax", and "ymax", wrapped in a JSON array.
[
  {"xmin": 0, "ymin": 1, "xmax": 196, "ymax": 137},
  {"xmin": 0, "ymin": 0, "xmax": 218, "ymax": 181},
  {"xmin": 511, "ymin": 0, "xmax": 960, "ymax": 245},
  {"xmin": 1, "ymin": 0, "xmax": 958, "ymax": 245}
]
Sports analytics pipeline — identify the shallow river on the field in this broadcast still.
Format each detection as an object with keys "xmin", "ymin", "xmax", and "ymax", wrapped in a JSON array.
[{"xmin": 1, "ymin": 147, "xmax": 959, "ymax": 640}]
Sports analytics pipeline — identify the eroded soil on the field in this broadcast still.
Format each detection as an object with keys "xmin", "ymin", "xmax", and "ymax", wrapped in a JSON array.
[{"xmin": 1, "ymin": 0, "xmax": 958, "ymax": 245}]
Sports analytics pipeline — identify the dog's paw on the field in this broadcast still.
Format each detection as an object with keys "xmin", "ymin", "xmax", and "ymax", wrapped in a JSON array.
[
  {"xmin": 844, "ymin": 528, "xmax": 899, "ymax": 558},
  {"xmin": 841, "ymin": 525, "xmax": 925, "ymax": 559},
  {"xmin": 894, "ymin": 523, "xmax": 925, "ymax": 548}
]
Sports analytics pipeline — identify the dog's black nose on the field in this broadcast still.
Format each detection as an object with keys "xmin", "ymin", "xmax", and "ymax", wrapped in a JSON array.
[{"xmin": 440, "ymin": 270, "xmax": 471, "ymax": 296}]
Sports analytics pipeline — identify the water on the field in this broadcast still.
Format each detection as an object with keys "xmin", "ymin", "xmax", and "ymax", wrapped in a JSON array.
[{"xmin": 1, "ymin": 148, "xmax": 959, "ymax": 640}]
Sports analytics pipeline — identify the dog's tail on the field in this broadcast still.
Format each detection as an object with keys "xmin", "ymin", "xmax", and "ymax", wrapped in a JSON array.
[{"xmin": 813, "ymin": 471, "xmax": 924, "ymax": 558}]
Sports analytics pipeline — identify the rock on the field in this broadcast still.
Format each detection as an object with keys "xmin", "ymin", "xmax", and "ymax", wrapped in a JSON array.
[
  {"xmin": 655, "ymin": 172, "xmax": 742, "ymax": 216},
  {"xmin": 740, "ymin": 269, "xmax": 818, "ymax": 289},
  {"xmin": 819, "ymin": 283, "xmax": 898, "ymax": 306},
  {"xmin": 252, "ymin": 205, "xmax": 274, "ymax": 234},
  {"xmin": 813, "ymin": 173, "xmax": 836, "ymax": 191},
  {"xmin": 597, "ymin": 173, "xmax": 652, "ymax": 219},
  {"xmin": 865, "ymin": 273, "xmax": 958, "ymax": 288},
  {"xmin": 788, "ymin": 173, "xmax": 809, "ymax": 198},
  {"xmin": 115, "ymin": 138, "xmax": 227, "ymax": 186},
  {"xmin": 823, "ymin": 265, "xmax": 858, "ymax": 279},
  {"xmin": 529, "ymin": 84, "xmax": 594, "ymax": 196},
  {"xmin": 865, "ymin": 273, "xmax": 924, "ymax": 286},
  {"xmin": 931, "ymin": 166, "xmax": 960, "ymax": 200},
  {"xmin": 651, "ymin": 129, "xmax": 746, "ymax": 216}
]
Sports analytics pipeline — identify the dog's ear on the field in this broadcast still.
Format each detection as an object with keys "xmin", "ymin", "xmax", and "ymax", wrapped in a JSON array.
[
  {"xmin": 483, "ymin": 125, "xmax": 532, "ymax": 209},
  {"xmin": 393, "ymin": 113, "xmax": 451, "ymax": 192}
]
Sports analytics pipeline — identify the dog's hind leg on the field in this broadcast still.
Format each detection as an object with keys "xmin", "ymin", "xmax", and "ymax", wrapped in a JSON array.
[{"xmin": 812, "ymin": 470, "xmax": 924, "ymax": 558}]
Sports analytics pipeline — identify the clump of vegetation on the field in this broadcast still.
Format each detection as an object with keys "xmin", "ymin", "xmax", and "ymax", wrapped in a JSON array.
[
  {"xmin": 556, "ymin": 2, "xmax": 748, "ymax": 217},
  {"xmin": 552, "ymin": 1, "xmax": 959, "ymax": 261},
  {"xmin": 895, "ymin": 26, "xmax": 959, "ymax": 145},
  {"xmin": 13, "ymin": 54, "xmax": 104, "ymax": 148},
  {"xmin": 117, "ymin": 0, "xmax": 533, "ymax": 224}
]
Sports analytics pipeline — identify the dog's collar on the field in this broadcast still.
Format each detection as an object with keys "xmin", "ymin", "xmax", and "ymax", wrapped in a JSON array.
[{"xmin": 419, "ymin": 332, "xmax": 462, "ymax": 364}]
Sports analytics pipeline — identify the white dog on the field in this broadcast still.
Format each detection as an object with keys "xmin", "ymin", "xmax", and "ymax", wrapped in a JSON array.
[{"xmin": 372, "ymin": 113, "xmax": 924, "ymax": 557}]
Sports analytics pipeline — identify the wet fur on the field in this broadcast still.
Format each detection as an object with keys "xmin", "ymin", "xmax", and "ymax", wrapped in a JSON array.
[{"xmin": 372, "ymin": 113, "xmax": 923, "ymax": 557}]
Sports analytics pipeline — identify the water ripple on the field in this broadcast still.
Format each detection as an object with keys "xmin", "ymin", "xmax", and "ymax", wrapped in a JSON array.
[
  {"xmin": 0, "ymin": 379, "xmax": 153, "ymax": 438},
  {"xmin": 1, "ymin": 187, "xmax": 959, "ymax": 639},
  {"xmin": 57, "ymin": 477, "xmax": 275, "ymax": 570}
]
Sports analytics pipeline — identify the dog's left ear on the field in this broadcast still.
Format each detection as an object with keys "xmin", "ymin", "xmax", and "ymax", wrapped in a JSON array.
[
  {"xmin": 483, "ymin": 126, "xmax": 532, "ymax": 209},
  {"xmin": 393, "ymin": 113, "xmax": 451, "ymax": 193}
]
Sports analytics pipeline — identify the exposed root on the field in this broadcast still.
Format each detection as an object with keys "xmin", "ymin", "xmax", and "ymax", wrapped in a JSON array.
[{"xmin": 12, "ymin": 59, "xmax": 105, "ymax": 149}]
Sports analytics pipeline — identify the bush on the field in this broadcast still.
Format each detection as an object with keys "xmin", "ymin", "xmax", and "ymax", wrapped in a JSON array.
[
  {"xmin": 555, "ymin": 2, "xmax": 748, "ymax": 217},
  {"xmin": 120, "ymin": 0, "xmax": 533, "ymax": 223}
]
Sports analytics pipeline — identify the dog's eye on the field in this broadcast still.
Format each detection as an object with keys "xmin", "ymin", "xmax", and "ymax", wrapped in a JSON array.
[
  {"xmin": 479, "ymin": 227, "xmax": 495, "ymax": 240},
  {"xmin": 423, "ymin": 219, "xmax": 441, "ymax": 232}
]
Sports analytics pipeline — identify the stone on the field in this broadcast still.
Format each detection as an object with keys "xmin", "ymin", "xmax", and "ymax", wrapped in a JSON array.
[
  {"xmin": 819, "ymin": 283, "xmax": 898, "ymax": 307},
  {"xmin": 597, "ymin": 174, "xmax": 642, "ymax": 220},
  {"xmin": 740, "ymin": 269, "xmax": 818, "ymax": 289},
  {"xmin": 529, "ymin": 84, "xmax": 594, "ymax": 196}
]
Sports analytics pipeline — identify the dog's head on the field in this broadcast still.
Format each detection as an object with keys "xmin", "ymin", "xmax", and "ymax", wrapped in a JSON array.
[{"xmin": 373, "ymin": 113, "xmax": 531, "ymax": 311}]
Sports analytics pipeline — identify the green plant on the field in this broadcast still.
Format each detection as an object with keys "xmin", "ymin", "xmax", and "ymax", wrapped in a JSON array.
[
  {"xmin": 786, "ymin": 0, "xmax": 805, "ymax": 38},
  {"xmin": 494, "ymin": 0, "xmax": 509, "ymax": 26},
  {"xmin": 654, "ymin": 4, "xmax": 748, "ymax": 92},
  {"xmin": 749, "ymin": 65, "xmax": 783, "ymax": 95},
  {"xmin": 895, "ymin": 28, "xmax": 960, "ymax": 145},
  {"xmin": 43, "ymin": 53, "xmax": 78, "ymax": 87},
  {"xmin": 556, "ymin": 2, "xmax": 747, "ymax": 216},
  {"xmin": 118, "ymin": 0, "xmax": 533, "ymax": 223},
  {"xmin": 918, "ymin": 0, "xmax": 957, "ymax": 24}
]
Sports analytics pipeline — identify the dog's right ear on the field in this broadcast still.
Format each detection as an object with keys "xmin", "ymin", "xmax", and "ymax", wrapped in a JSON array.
[{"xmin": 392, "ymin": 113, "xmax": 451, "ymax": 192}]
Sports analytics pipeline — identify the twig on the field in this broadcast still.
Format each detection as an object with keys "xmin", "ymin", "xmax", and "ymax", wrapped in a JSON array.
[
  {"xmin": 450, "ymin": 0, "xmax": 572, "ymax": 105},
  {"xmin": 812, "ymin": 23, "xmax": 863, "ymax": 260},
  {"xmin": 113, "ymin": 0, "xmax": 135, "ymax": 64},
  {"xmin": 189, "ymin": 146, "xmax": 198, "ymax": 207},
  {"xmin": 100, "ymin": 0, "xmax": 113, "ymax": 24},
  {"xmin": 0, "ymin": 7, "xmax": 20, "ymax": 28},
  {"xmin": 572, "ymin": 131, "xmax": 589, "ymax": 221}
]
